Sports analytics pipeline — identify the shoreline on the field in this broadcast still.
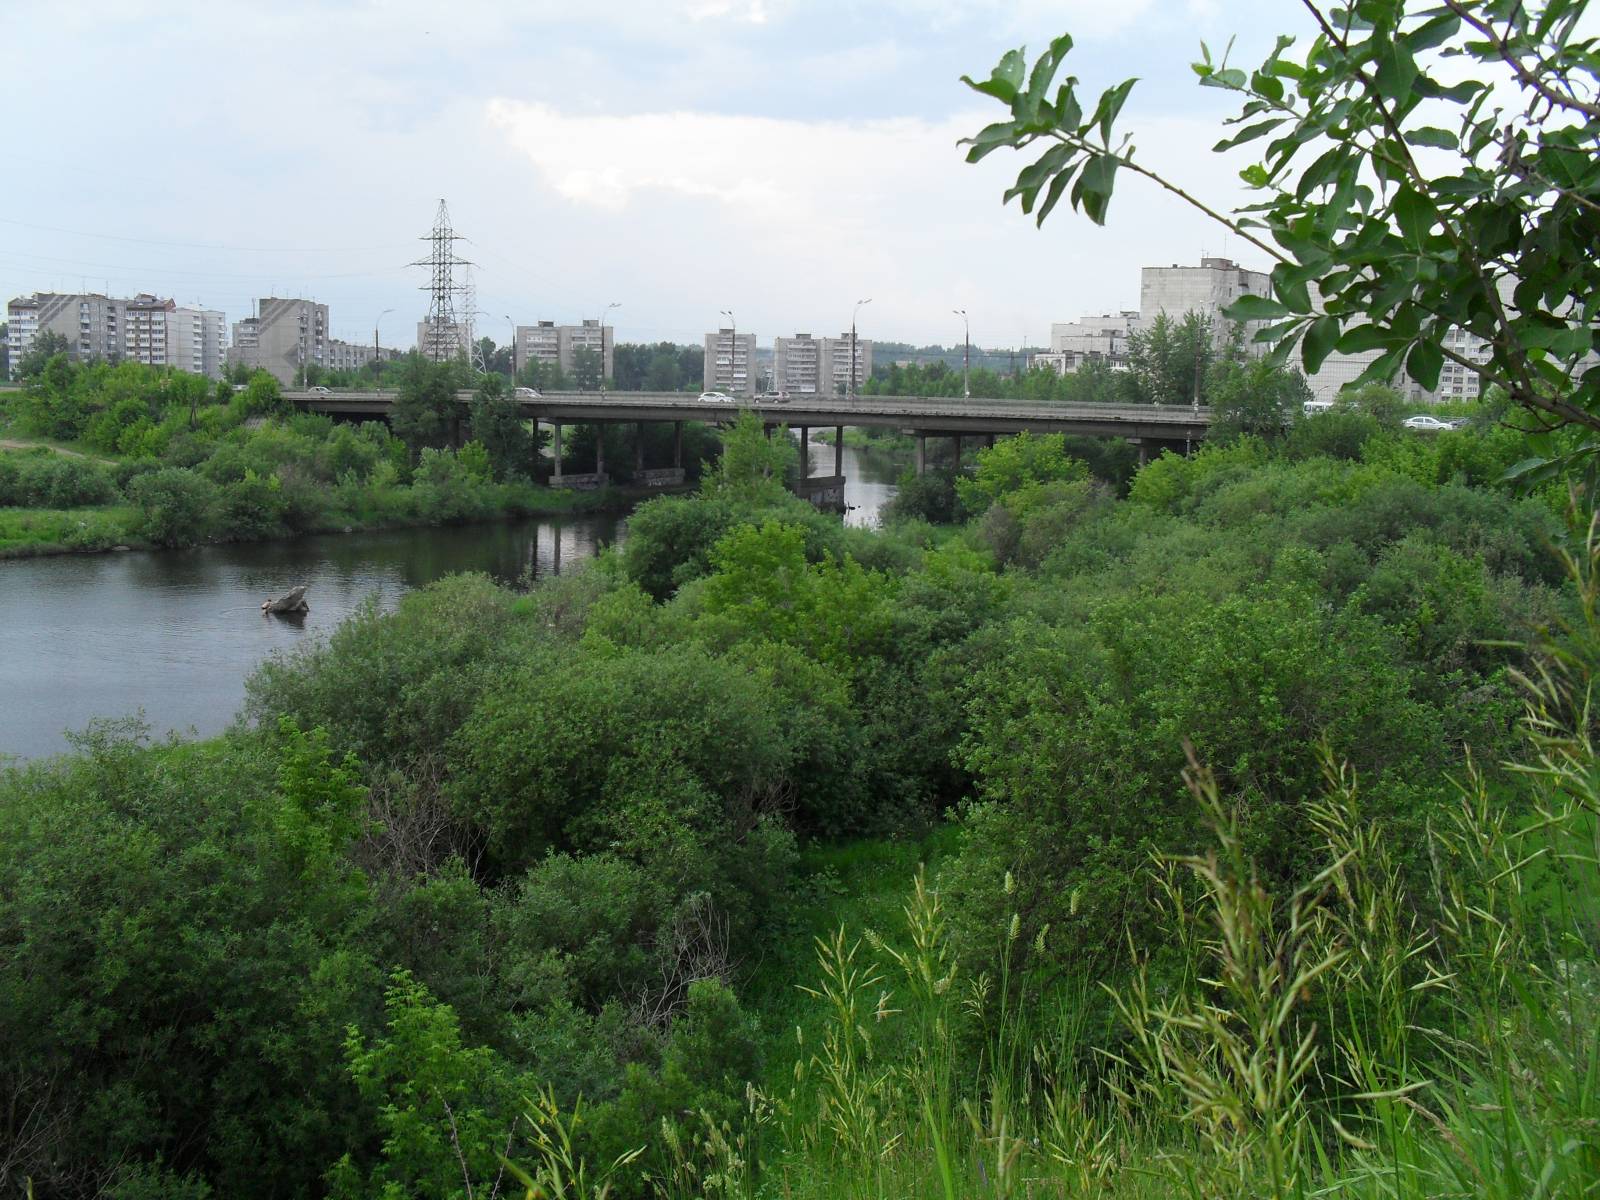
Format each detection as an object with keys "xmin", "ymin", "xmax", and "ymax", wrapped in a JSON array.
[{"xmin": 0, "ymin": 481, "xmax": 688, "ymax": 562}]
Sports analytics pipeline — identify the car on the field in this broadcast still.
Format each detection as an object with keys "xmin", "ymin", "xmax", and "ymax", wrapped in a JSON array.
[
  {"xmin": 698, "ymin": 390, "xmax": 736, "ymax": 404},
  {"xmin": 1402, "ymin": 414, "xmax": 1451, "ymax": 431},
  {"xmin": 514, "ymin": 387, "xmax": 542, "ymax": 399},
  {"xmin": 306, "ymin": 385, "xmax": 331, "ymax": 395},
  {"xmin": 1447, "ymin": 418, "xmax": 1470, "ymax": 429},
  {"xmin": 1302, "ymin": 400, "xmax": 1335, "ymax": 416}
]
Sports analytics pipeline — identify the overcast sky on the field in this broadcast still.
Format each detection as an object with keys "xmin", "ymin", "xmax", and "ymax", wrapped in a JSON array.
[{"xmin": 3, "ymin": 0, "xmax": 1316, "ymax": 349}]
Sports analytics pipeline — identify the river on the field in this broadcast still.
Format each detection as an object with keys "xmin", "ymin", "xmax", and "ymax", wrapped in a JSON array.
[{"xmin": 1, "ymin": 439, "xmax": 897, "ymax": 760}]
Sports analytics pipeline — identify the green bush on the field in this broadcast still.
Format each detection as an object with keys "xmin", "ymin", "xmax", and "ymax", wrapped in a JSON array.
[{"xmin": 128, "ymin": 467, "xmax": 219, "ymax": 547}]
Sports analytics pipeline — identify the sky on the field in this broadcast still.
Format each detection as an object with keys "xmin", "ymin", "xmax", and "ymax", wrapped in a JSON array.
[{"xmin": 2, "ymin": 0, "xmax": 1318, "ymax": 351}]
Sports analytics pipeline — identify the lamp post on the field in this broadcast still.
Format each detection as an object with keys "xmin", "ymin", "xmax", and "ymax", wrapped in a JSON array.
[
  {"xmin": 719, "ymin": 308, "xmax": 736, "ymax": 396},
  {"xmin": 503, "ymin": 315, "xmax": 515, "ymax": 379},
  {"xmin": 953, "ymin": 308, "xmax": 970, "ymax": 398},
  {"xmin": 597, "ymin": 302, "xmax": 619, "ymax": 396},
  {"xmin": 850, "ymin": 298, "xmax": 871, "ymax": 400},
  {"xmin": 374, "ymin": 308, "xmax": 394, "ymax": 380}
]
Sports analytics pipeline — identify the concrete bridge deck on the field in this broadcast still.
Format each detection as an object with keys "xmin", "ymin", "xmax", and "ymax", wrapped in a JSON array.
[{"xmin": 288, "ymin": 389, "xmax": 1211, "ymax": 442}]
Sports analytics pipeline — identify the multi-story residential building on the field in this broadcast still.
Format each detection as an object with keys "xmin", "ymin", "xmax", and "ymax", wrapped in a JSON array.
[
  {"xmin": 1035, "ymin": 311, "xmax": 1142, "ymax": 375},
  {"xmin": 512, "ymin": 319, "xmax": 615, "ymax": 380},
  {"xmin": 326, "ymin": 338, "xmax": 402, "ymax": 374},
  {"xmin": 704, "ymin": 327, "xmax": 758, "ymax": 395},
  {"xmin": 7, "ymin": 292, "xmax": 226, "ymax": 378},
  {"xmin": 167, "ymin": 307, "xmax": 227, "ymax": 379},
  {"xmin": 229, "ymin": 298, "xmax": 330, "ymax": 385},
  {"xmin": 416, "ymin": 318, "xmax": 468, "ymax": 362},
  {"xmin": 772, "ymin": 333, "xmax": 824, "ymax": 396},
  {"xmin": 820, "ymin": 332, "xmax": 873, "ymax": 396},
  {"xmin": 1140, "ymin": 257, "xmax": 1273, "ymax": 347}
]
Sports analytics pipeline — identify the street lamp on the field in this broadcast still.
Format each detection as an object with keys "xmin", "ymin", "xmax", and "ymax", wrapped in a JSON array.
[
  {"xmin": 597, "ymin": 302, "xmax": 620, "ymax": 395},
  {"xmin": 953, "ymin": 308, "xmax": 970, "ymax": 399},
  {"xmin": 719, "ymin": 308, "xmax": 736, "ymax": 396},
  {"xmin": 850, "ymin": 298, "xmax": 871, "ymax": 400},
  {"xmin": 374, "ymin": 308, "xmax": 394, "ymax": 377},
  {"xmin": 503, "ymin": 315, "xmax": 515, "ymax": 379}
]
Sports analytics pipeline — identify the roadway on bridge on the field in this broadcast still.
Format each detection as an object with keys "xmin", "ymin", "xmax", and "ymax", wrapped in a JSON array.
[{"xmin": 289, "ymin": 389, "xmax": 1212, "ymax": 441}]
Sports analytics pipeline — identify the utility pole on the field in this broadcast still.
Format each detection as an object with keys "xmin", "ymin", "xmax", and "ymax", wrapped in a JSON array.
[
  {"xmin": 851, "ymin": 298, "xmax": 871, "ymax": 400},
  {"xmin": 374, "ymin": 307, "xmax": 393, "ymax": 382},
  {"xmin": 954, "ymin": 308, "xmax": 970, "ymax": 398},
  {"xmin": 598, "ymin": 302, "xmax": 619, "ymax": 396},
  {"xmin": 505, "ymin": 316, "xmax": 516, "ymax": 379}
]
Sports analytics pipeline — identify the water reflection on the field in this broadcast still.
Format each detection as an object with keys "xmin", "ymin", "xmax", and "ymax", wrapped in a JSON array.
[{"xmin": 0, "ymin": 514, "xmax": 619, "ymax": 761}]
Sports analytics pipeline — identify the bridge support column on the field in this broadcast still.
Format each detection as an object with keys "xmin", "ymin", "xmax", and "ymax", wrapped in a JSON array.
[
  {"xmin": 552, "ymin": 422, "xmax": 563, "ymax": 473},
  {"xmin": 834, "ymin": 426, "xmax": 843, "ymax": 477},
  {"xmin": 635, "ymin": 423, "xmax": 646, "ymax": 474},
  {"xmin": 1137, "ymin": 439, "xmax": 1151, "ymax": 467},
  {"xmin": 595, "ymin": 426, "xmax": 605, "ymax": 477},
  {"xmin": 673, "ymin": 422, "xmax": 683, "ymax": 468},
  {"xmin": 915, "ymin": 433, "xmax": 927, "ymax": 476},
  {"xmin": 798, "ymin": 426, "xmax": 809, "ymax": 479},
  {"xmin": 953, "ymin": 435, "xmax": 963, "ymax": 471},
  {"xmin": 450, "ymin": 416, "xmax": 463, "ymax": 449}
]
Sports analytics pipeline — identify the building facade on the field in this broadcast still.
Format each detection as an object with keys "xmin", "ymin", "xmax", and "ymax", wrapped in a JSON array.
[
  {"xmin": 1036, "ymin": 311, "xmax": 1142, "ymax": 375},
  {"xmin": 772, "ymin": 333, "xmax": 824, "ymax": 396},
  {"xmin": 1140, "ymin": 258, "xmax": 1272, "ymax": 346},
  {"xmin": 6, "ymin": 292, "xmax": 226, "ymax": 378},
  {"xmin": 820, "ymin": 333, "xmax": 873, "ymax": 396},
  {"xmin": 512, "ymin": 319, "xmax": 615, "ymax": 380},
  {"xmin": 228, "ymin": 298, "xmax": 330, "ymax": 385},
  {"xmin": 704, "ymin": 327, "xmax": 758, "ymax": 395}
]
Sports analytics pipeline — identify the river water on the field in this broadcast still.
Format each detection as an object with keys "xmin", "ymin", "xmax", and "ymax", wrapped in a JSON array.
[{"xmin": 1, "ymin": 439, "xmax": 897, "ymax": 761}]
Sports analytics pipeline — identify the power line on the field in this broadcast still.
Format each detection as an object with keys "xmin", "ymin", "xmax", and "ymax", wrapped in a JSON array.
[{"xmin": 0, "ymin": 214, "xmax": 410, "ymax": 255}]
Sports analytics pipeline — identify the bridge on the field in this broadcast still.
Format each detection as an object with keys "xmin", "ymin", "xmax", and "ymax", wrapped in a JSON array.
[{"xmin": 288, "ymin": 389, "xmax": 1210, "ymax": 499}]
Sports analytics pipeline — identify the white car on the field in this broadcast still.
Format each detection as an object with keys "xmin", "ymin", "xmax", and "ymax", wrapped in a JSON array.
[
  {"xmin": 514, "ymin": 387, "xmax": 542, "ymax": 399},
  {"xmin": 698, "ymin": 391, "xmax": 736, "ymax": 404},
  {"xmin": 1402, "ymin": 414, "xmax": 1452, "ymax": 431},
  {"xmin": 306, "ymin": 385, "xmax": 331, "ymax": 395}
]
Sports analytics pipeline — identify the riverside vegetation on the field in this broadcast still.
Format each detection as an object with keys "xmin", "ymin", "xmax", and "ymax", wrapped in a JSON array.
[
  {"xmin": 0, "ymin": 352, "xmax": 718, "ymax": 557},
  {"xmin": 3, "ymin": 395, "xmax": 1597, "ymax": 1198},
  {"xmin": 7, "ymin": 2, "xmax": 1600, "ymax": 1195}
]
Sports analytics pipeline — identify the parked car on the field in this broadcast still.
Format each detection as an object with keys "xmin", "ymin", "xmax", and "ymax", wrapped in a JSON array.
[
  {"xmin": 306, "ymin": 385, "xmax": 331, "ymax": 395},
  {"xmin": 698, "ymin": 391, "xmax": 736, "ymax": 404},
  {"xmin": 514, "ymin": 387, "xmax": 542, "ymax": 399},
  {"xmin": 1302, "ymin": 399, "xmax": 1335, "ymax": 416},
  {"xmin": 1402, "ymin": 414, "xmax": 1452, "ymax": 431}
]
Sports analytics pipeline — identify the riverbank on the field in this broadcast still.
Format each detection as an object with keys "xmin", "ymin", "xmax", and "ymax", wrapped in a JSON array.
[{"xmin": 0, "ymin": 481, "xmax": 673, "ymax": 561}]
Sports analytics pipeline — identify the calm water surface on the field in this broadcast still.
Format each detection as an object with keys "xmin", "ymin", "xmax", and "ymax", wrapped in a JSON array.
[{"xmin": 2, "ymin": 445, "xmax": 898, "ymax": 762}]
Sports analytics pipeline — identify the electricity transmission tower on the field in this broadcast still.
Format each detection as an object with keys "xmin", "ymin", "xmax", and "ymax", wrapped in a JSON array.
[{"xmin": 411, "ymin": 199, "xmax": 472, "ymax": 362}]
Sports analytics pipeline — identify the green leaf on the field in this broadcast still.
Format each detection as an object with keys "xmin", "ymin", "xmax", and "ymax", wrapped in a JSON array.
[
  {"xmin": 1071, "ymin": 154, "xmax": 1119, "ymax": 225},
  {"xmin": 1090, "ymin": 78, "xmax": 1138, "ymax": 143},
  {"xmin": 1392, "ymin": 186, "xmax": 1436, "ymax": 246},
  {"xmin": 1214, "ymin": 117, "xmax": 1287, "ymax": 152},
  {"xmin": 1335, "ymin": 324, "xmax": 1393, "ymax": 354},
  {"xmin": 1404, "ymin": 126, "xmax": 1458, "ymax": 149},
  {"xmin": 1374, "ymin": 39, "xmax": 1418, "ymax": 103},
  {"xmin": 1405, "ymin": 338, "xmax": 1444, "ymax": 390},
  {"xmin": 1020, "ymin": 34, "xmax": 1075, "ymax": 120},
  {"xmin": 1224, "ymin": 294, "xmax": 1292, "ymax": 321},
  {"xmin": 1302, "ymin": 316, "xmax": 1341, "ymax": 373},
  {"xmin": 961, "ymin": 47, "xmax": 1027, "ymax": 104}
]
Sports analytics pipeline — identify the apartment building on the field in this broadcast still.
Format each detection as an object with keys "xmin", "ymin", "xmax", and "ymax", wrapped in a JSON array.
[
  {"xmin": 512, "ymin": 319, "xmax": 615, "ymax": 379},
  {"xmin": 1140, "ymin": 257, "xmax": 1273, "ymax": 347},
  {"xmin": 166, "ymin": 307, "xmax": 227, "ymax": 379},
  {"xmin": 820, "ymin": 332, "xmax": 872, "ymax": 396},
  {"xmin": 228, "ymin": 298, "xmax": 330, "ymax": 385},
  {"xmin": 704, "ymin": 327, "xmax": 758, "ymax": 395},
  {"xmin": 326, "ymin": 338, "xmax": 402, "ymax": 374},
  {"xmin": 416, "ymin": 318, "xmax": 468, "ymax": 363},
  {"xmin": 1035, "ymin": 311, "xmax": 1142, "ymax": 375},
  {"xmin": 772, "ymin": 333, "xmax": 824, "ymax": 396},
  {"xmin": 6, "ymin": 292, "xmax": 227, "ymax": 378}
]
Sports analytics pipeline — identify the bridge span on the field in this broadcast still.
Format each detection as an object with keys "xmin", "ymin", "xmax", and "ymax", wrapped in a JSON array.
[{"xmin": 287, "ymin": 389, "xmax": 1210, "ymax": 497}]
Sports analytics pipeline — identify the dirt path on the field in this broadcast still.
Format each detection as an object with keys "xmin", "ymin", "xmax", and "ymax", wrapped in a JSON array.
[{"xmin": 0, "ymin": 438, "xmax": 117, "ymax": 465}]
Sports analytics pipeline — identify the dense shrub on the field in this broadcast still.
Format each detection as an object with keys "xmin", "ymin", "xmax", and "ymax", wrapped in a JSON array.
[
  {"xmin": 0, "ymin": 450, "xmax": 119, "ymax": 508},
  {"xmin": 128, "ymin": 467, "xmax": 219, "ymax": 547}
]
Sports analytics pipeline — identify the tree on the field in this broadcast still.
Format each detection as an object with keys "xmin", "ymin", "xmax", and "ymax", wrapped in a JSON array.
[
  {"xmin": 16, "ymin": 331, "xmax": 70, "ymax": 380},
  {"xmin": 469, "ymin": 373, "xmax": 533, "ymax": 480},
  {"xmin": 572, "ymin": 346, "xmax": 604, "ymax": 392},
  {"xmin": 961, "ymin": 1, "xmax": 1600, "ymax": 453},
  {"xmin": 955, "ymin": 430, "xmax": 1087, "ymax": 513},
  {"xmin": 391, "ymin": 357, "xmax": 460, "ymax": 460},
  {"xmin": 0, "ymin": 321, "xmax": 8, "ymax": 378},
  {"xmin": 1127, "ymin": 311, "xmax": 1215, "ymax": 405}
]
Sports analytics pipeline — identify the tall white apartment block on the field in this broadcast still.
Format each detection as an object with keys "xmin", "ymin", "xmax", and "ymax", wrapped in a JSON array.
[
  {"xmin": 168, "ymin": 307, "xmax": 227, "ymax": 379},
  {"xmin": 820, "ymin": 332, "xmax": 873, "ymax": 395},
  {"xmin": 773, "ymin": 333, "xmax": 824, "ymax": 396},
  {"xmin": 513, "ymin": 319, "xmax": 615, "ymax": 379},
  {"xmin": 228, "ymin": 298, "xmax": 330, "ymax": 385},
  {"xmin": 704, "ymin": 327, "xmax": 758, "ymax": 395}
]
